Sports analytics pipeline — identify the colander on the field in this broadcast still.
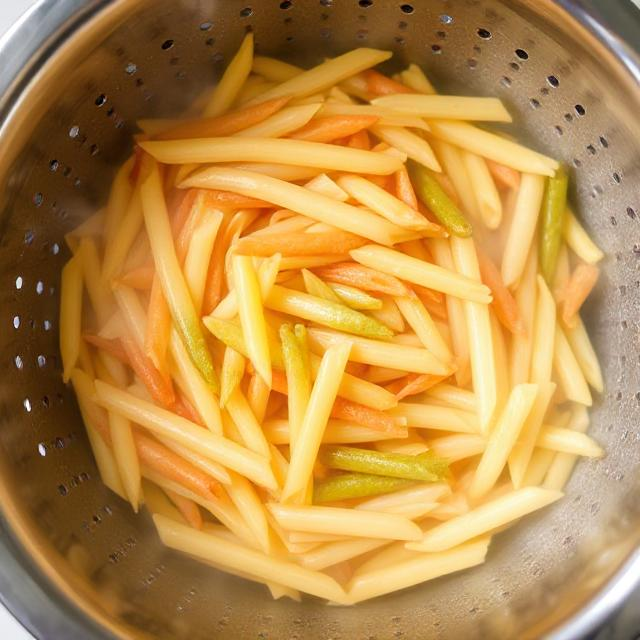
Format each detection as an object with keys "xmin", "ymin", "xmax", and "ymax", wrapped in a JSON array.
[{"xmin": 1, "ymin": 0, "xmax": 640, "ymax": 638}]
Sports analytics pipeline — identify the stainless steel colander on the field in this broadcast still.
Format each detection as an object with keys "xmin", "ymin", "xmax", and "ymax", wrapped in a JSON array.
[{"xmin": 1, "ymin": 1, "xmax": 639, "ymax": 638}]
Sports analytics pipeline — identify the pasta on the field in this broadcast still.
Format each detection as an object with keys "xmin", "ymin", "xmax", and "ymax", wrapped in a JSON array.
[{"xmin": 60, "ymin": 42, "xmax": 604, "ymax": 604}]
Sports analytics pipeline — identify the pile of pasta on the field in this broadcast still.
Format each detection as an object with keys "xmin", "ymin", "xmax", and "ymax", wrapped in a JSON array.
[{"xmin": 60, "ymin": 37, "xmax": 605, "ymax": 604}]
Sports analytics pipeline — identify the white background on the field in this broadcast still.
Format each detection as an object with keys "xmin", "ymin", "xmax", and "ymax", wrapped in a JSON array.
[{"xmin": 1, "ymin": 1, "xmax": 639, "ymax": 639}]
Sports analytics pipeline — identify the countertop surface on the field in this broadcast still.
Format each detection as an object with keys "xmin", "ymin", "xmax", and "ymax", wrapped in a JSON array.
[{"xmin": 1, "ymin": 1, "xmax": 639, "ymax": 639}]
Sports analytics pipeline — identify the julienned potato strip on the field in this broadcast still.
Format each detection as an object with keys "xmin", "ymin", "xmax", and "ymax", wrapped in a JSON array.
[{"xmin": 60, "ymin": 40, "xmax": 604, "ymax": 605}]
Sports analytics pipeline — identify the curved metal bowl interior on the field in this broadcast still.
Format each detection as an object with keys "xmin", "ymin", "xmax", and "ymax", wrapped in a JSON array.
[{"xmin": 0, "ymin": 1, "xmax": 639, "ymax": 638}]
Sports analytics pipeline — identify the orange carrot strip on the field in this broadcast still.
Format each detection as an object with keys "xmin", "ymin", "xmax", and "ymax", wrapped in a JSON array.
[
  {"xmin": 200, "ymin": 190, "xmax": 273, "ymax": 210},
  {"xmin": 330, "ymin": 396, "xmax": 404, "ymax": 435},
  {"xmin": 385, "ymin": 373, "xmax": 446, "ymax": 400},
  {"xmin": 83, "ymin": 334, "xmax": 129, "ymax": 364},
  {"xmin": 165, "ymin": 489, "xmax": 204, "ymax": 529},
  {"xmin": 413, "ymin": 286, "xmax": 448, "ymax": 321},
  {"xmin": 156, "ymin": 97, "xmax": 291, "ymax": 140},
  {"xmin": 170, "ymin": 188, "xmax": 198, "ymax": 236},
  {"xmin": 486, "ymin": 159, "xmax": 521, "ymax": 190},
  {"xmin": 345, "ymin": 362, "xmax": 369, "ymax": 377},
  {"xmin": 134, "ymin": 430, "xmax": 223, "ymax": 500},
  {"xmin": 314, "ymin": 262, "xmax": 408, "ymax": 297},
  {"xmin": 235, "ymin": 231, "xmax": 367, "ymax": 257},
  {"xmin": 90, "ymin": 414, "xmax": 222, "ymax": 501},
  {"xmin": 364, "ymin": 70, "xmax": 415, "ymax": 96},
  {"xmin": 202, "ymin": 209, "xmax": 261, "ymax": 315},
  {"xmin": 173, "ymin": 393, "xmax": 206, "ymax": 427},
  {"xmin": 120, "ymin": 333, "xmax": 176, "ymax": 408},
  {"xmin": 395, "ymin": 166, "xmax": 419, "ymax": 209},
  {"xmin": 346, "ymin": 129, "xmax": 371, "ymax": 150},
  {"xmin": 562, "ymin": 264, "xmax": 600, "ymax": 328},
  {"xmin": 288, "ymin": 115, "xmax": 380, "ymax": 144},
  {"xmin": 118, "ymin": 265, "xmax": 155, "ymax": 290},
  {"xmin": 145, "ymin": 277, "xmax": 172, "ymax": 374},
  {"xmin": 477, "ymin": 249, "xmax": 524, "ymax": 335},
  {"xmin": 272, "ymin": 370, "xmax": 403, "ymax": 436}
]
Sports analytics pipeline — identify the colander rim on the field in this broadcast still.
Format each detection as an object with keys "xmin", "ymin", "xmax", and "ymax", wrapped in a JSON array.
[{"xmin": 0, "ymin": 1, "xmax": 639, "ymax": 639}]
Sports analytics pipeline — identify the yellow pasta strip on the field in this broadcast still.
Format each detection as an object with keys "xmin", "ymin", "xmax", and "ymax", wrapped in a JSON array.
[
  {"xmin": 450, "ymin": 236, "xmax": 497, "ymax": 433},
  {"xmin": 281, "ymin": 342, "xmax": 351, "ymax": 502},
  {"xmin": 428, "ymin": 434, "xmax": 486, "ymax": 462},
  {"xmin": 141, "ymin": 162, "xmax": 218, "ymax": 390},
  {"xmin": 223, "ymin": 162, "xmax": 322, "ymax": 181},
  {"xmin": 183, "ymin": 208, "xmax": 223, "ymax": 314},
  {"xmin": 373, "ymin": 94, "xmax": 511, "ymax": 122},
  {"xmin": 78, "ymin": 237, "xmax": 112, "ymax": 326},
  {"xmin": 389, "ymin": 403, "xmax": 478, "ymax": 433},
  {"xmin": 108, "ymin": 411, "xmax": 141, "ymax": 511},
  {"xmin": 507, "ymin": 381, "xmax": 556, "ymax": 488},
  {"xmin": 263, "ymin": 418, "xmax": 401, "ymax": 445},
  {"xmin": 225, "ymin": 387, "xmax": 271, "ymax": 457},
  {"xmin": 70, "ymin": 369, "xmax": 126, "ymax": 500},
  {"xmin": 395, "ymin": 295, "xmax": 452, "ymax": 365},
  {"xmin": 428, "ymin": 238, "xmax": 470, "ymax": 386},
  {"xmin": 357, "ymin": 484, "xmax": 450, "ymax": 512},
  {"xmin": 203, "ymin": 33, "xmax": 254, "ymax": 117},
  {"xmin": 371, "ymin": 125, "xmax": 441, "ymax": 172},
  {"xmin": 94, "ymin": 380, "xmax": 276, "ymax": 489},
  {"xmin": 102, "ymin": 189, "xmax": 144, "ymax": 282},
  {"xmin": 337, "ymin": 174, "xmax": 433, "ymax": 230},
  {"xmin": 543, "ymin": 406, "xmax": 590, "ymax": 490},
  {"xmin": 267, "ymin": 503, "xmax": 422, "ymax": 541},
  {"xmin": 213, "ymin": 253, "xmax": 280, "ymax": 320},
  {"xmin": 307, "ymin": 328, "xmax": 451, "ymax": 375},
  {"xmin": 461, "ymin": 151, "xmax": 502, "ymax": 229},
  {"xmin": 537, "ymin": 425, "xmax": 603, "ymax": 457},
  {"xmin": 237, "ymin": 103, "xmax": 321, "ymax": 138},
  {"xmin": 299, "ymin": 538, "xmax": 388, "ymax": 571},
  {"xmin": 104, "ymin": 157, "xmax": 134, "ymax": 247},
  {"xmin": 168, "ymin": 329, "xmax": 223, "ymax": 434},
  {"xmin": 226, "ymin": 471, "xmax": 271, "ymax": 553},
  {"xmin": 252, "ymin": 48, "xmax": 391, "ymax": 103},
  {"xmin": 407, "ymin": 487, "xmax": 562, "ymax": 552},
  {"xmin": 563, "ymin": 208, "xmax": 604, "ymax": 264},
  {"xmin": 564, "ymin": 315, "xmax": 603, "ymax": 393},
  {"xmin": 529, "ymin": 276, "xmax": 557, "ymax": 384},
  {"xmin": 509, "ymin": 244, "xmax": 538, "ymax": 386},
  {"xmin": 399, "ymin": 64, "xmax": 436, "ymax": 94},
  {"xmin": 553, "ymin": 324, "xmax": 592, "ymax": 406},
  {"xmin": 319, "ymin": 102, "xmax": 429, "ymax": 130},
  {"xmin": 347, "ymin": 539, "xmax": 489, "ymax": 603},
  {"xmin": 351, "ymin": 245, "xmax": 491, "ymax": 303},
  {"xmin": 431, "ymin": 139, "xmax": 478, "ymax": 219},
  {"xmin": 501, "ymin": 173, "xmax": 545, "ymax": 286},
  {"xmin": 142, "ymin": 137, "xmax": 404, "ymax": 174},
  {"xmin": 469, "ymin": 384, "xmax": 538, "ymax": 500},
  {"xmin": 154, "ymin": 514, "xmax": 346, "ymax": 602},
  {"xmin": 60, "ymin": 255, "xmax": 83, "ymax": 382},
  {"xmin": 181, "ymin": 168, "xmax": 406, "ymax": 245},
  {"xmin": 252, "ymin": 56, "xmax": 302, "ymax": 82},
  {"xmin": 429, "ymin": 121, "xmax": 558, "ymax": 176},
  {"xmin": 233, "ymin": 255, "xmax": 272, "ymax": 387},
  {"xmin": 153, "ymin": 433, "xmax": 230, "ymax": 484},
  {"xmin": 421, "ymin": 386, "xmax": 474, "ymax": 414}
]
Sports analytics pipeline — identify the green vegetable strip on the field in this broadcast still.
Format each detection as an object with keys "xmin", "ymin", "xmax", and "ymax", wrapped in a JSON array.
[
  {"xmin": 266, "ymin": 285, "xmax": 394, "ymax": 339},
  {"xmin": 330, "ymin": 283, "xmax": 383, "ymax": 310},
  {"xmin": 319, "ymin": 446, "xmax": 449, "ymax": 482},
  {"xmin": 313, "ymin": 473, "xmax": 414, "ymax": 503},
  {"xmin": 280, "ymin": 324, "xmax": 311, "ymax": 450},
  {"xmin": 539, "ymin": 166, "xmax": 569, "ymax": 284},
  {"xmin": 203, "ymin": 316, "xmax": 284, "ymax": 369},
  {"xmin": 409, "ymin": 161, "xmax": 472, "ymax": 237}
]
